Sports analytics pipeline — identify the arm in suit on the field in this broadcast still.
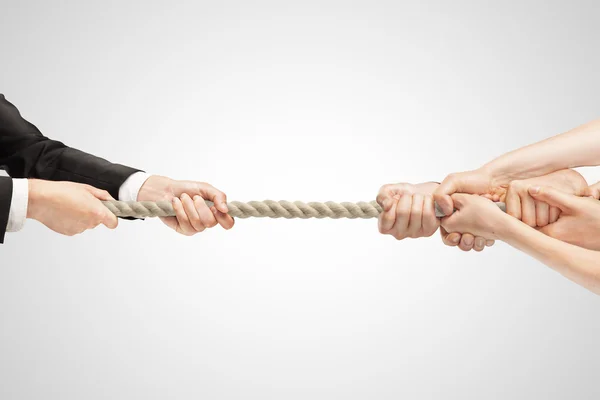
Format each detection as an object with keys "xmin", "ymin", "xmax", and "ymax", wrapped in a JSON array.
[
  {"xmin": 0, "ymin": 94, "xmax": 141, "ymax": 243},
  {"xmin": 0, "ymin": 94, "xmax": 140, "ymax": 197},
  {"xmin": 0, "ymin": 177, "xmax": 13, "ymax": 242},
  {"xmin": 0, "ymin": 94, "xmax": 234, "ymax": 244}
]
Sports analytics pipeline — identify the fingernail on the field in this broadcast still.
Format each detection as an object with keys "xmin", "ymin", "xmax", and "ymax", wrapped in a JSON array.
[
  {"xmin": 476, "ymin": 238, "xmax": 485, "ymax": 248},
  {"xmin": 463, "ymin": 236, "xmax": 473, "ymax": 246},
  {"xmin": 193, "ymin": 195, "xmax": 200, "ymax": 202},
  {"xmin": 529, "ymin": 186, "xmax": 540, "ymax": 195},
  {"xmin": 450, "ymin": 235, "xmax": 460, "ymax": 244}
]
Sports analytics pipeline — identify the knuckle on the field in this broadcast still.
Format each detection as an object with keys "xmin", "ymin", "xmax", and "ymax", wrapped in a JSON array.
[
  {"xmin": 392, "ymin": 232, "xmax": 406, "ymax": 240},
  {"xmin": 92, "ymin": 209, "xmax": 105, "ymax": 221}
]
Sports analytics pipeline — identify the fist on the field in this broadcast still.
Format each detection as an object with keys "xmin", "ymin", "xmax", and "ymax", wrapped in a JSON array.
[
  {"xmin": 27, "ymin": 180, "xmax": 118, "ymax": 236},
  {"xmin": 441, "ymin": 194, "xmax": 509, "ymax": 241},
  {"xmin": 376, "ymin": 182, "xmax": 440, "ymax": 240}
]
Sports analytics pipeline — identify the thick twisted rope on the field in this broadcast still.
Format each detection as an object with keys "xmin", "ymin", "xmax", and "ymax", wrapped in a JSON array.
[{"xmin": 103, "ymin": 200, "xmax": 506, "ymax": 219}]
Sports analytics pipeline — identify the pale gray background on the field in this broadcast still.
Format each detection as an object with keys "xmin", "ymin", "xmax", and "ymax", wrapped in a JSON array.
[{"xmin": 1, "ymin": 1, "xmax": 599, "ymax": 399}]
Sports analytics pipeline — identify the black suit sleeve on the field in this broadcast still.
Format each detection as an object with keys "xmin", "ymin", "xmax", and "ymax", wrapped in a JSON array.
[
  {"xmin": 0, "ymin": 94, "xmax": 140, "ymax": 198},
  {"xmin": 0, "ymin": 94, "xmax": 142, "ymax": 243},
  {"xmin": 0, "ymin": 177, "xmax": 13, "ymax": 243}
]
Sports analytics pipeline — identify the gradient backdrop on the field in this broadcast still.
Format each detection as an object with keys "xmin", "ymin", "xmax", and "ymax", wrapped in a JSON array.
[{"xmin": 1, "ymin": 1, "xmax": 599, "ymax": 399}]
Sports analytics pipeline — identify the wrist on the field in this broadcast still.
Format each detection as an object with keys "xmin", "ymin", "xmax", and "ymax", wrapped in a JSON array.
[
  {"xmin": 494, "ymin": 214, "xmax": 521, "ymax": 242},
  {"xmin": 481, "ymin": 163, "xmax": 512, "ymax": 188},
  {"xmin": 26, "ymin": 179, "xmax": 43, "ymax": 221}
]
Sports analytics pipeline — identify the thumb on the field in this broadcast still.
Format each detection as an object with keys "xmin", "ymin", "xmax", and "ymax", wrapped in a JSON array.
[
  {"xmin": 102, "ymin": 206, "xmax": 119, "ymax": 229},
  {"xmin": 449, "ymin": 193, "xmax": 469, "ymax": 211},
  {"xmin": 433, "ymin": 180, "xmax": 458, "ymax": 216},
  {"xmin": 528, "ymin": 186, "xmax": 576, "ymax": 212}
]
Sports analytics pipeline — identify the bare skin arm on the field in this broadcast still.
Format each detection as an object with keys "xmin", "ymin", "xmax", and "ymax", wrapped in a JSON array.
[
  {"xmin": 435, "ymin": 120, "xmax": 600, "ymax": 215},
  {"xmin": 441, "ymin": 188, "xmax": 600, "ymax": 295}
]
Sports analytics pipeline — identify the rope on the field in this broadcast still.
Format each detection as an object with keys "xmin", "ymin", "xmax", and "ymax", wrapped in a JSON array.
[{"xmin": 103, "ymin": 200, "xmax": 507, "ymax": 219}]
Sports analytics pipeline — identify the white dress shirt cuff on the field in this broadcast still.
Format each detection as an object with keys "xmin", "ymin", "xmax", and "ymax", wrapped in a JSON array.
[
  {"xmin": 7, "ymin": 179, "xmax": 29, "ymax": 232},
  {"xmin": 118, "ymin": 172, "xmax": 152, "ymax": 201}
]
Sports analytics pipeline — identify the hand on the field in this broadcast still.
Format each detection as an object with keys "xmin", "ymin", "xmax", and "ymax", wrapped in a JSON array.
[
  {"xmin": 138, "ymin": 175, "xmax": 235, "ymax": 236},
  {"xmin": 491, "ymin": 169, "xmax": 588, "ymax": 228},
  {"xmin": 377, "ymin": 182, "xmax": 440, "ymax": 240},
  {"xmin": 434, "ymin": 168, "xmax": 499, "ymax": 216},
  {"xmin": 440, "ymin": 194, "xmax": 510, "ymax": 241},
  {"xmin": 529, "ymin": 186, "xmax": 600, "ymax": 251},
  {"xmin": 27, "ymin": 180, "xmax": 118, "ymax": 236}
]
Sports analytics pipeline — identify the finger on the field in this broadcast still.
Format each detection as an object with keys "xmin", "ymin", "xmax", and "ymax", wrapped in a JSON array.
[
  {"xmin": 181, "ymin": 193, "xmax": 205, "ymax": 232},
  {"xmin": 194, "ymin": 195, "xmax": 217, "ymax": 228},
  {"xmin": 393, "ymin": 194, "xmax": 413, "ymax": 238},
  {"xmin": 520, "ymin": 192, "xmax": 537, "ymax": 227},
  {"xmin": 506, "ymin": 187, "xmax": 522, "ymax": 220},
  {"xmin": 440, "ymin": 226, "xmax": 461, "ymax": 247},
  {"xmin": 486, "ymin": 239, "xmax": 495, "ymax": 247},
  {"xmin": 535, "ymin": 200, "xmax": 550, "ymax": 227},
  {"xmin": 212, "ymin": 206, "xmax": 235, "ymax": 230},
  {"xmin": 198, "ymin": 184, "xmax": 229, "ymax": 213},
  {"xmin": 458, "ymin": 233, "xmax": 475, "ymax": 252},
  {"xmin": 378, "ymin": 197, "xmax": 399, "ymax": 233},
  {"xmin": 173, "ymin": 197, "xmax": 195, "ymax": 235},
  {"xmin": 528, "ymin": 186, "xmax": 576, "ymax": 212},
  {"xmin": 421, "ymin": 195, "xmax": 439, "ymax": 237},
  {"xmin": 549, "ymin": 206, "xmax": 561, "ymax": 223},
  {"xmin": 407, "ymin": 194, "xmax": 424, "ymax": 238},
  {"xmin": 473, "ymin": 236, "xmax": 486, "ymax": 252}
]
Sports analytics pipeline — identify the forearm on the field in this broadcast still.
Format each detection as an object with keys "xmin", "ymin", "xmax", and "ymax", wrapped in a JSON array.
[
  {"xmin": 499, "ymin": 216, "xmax": 600, "ymax": 295},
  {"xmin": 483, "ymin": 120, "xmax": 600, "ymax": 185}
]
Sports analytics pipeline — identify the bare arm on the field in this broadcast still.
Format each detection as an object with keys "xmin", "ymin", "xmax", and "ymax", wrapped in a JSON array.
[
  {"xmin": 500, "ymin": 216, "xmax": 600, "ymax": 295},
  {"xmin": 435, "ymin": 120, "xmax": 600, "ymax": 215},
  {"xmin": 441, "ymin": 189, "xmax": 600, "ymax": 295},
  {"xmin": 484, "ymin": 120, "xmax": 600, "ymax": 186}
]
